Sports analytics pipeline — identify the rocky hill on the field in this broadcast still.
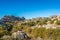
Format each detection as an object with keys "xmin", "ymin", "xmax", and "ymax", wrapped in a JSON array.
[
  {"xmin": 0, "ymin": 15, "xmax": 25, "ymax": 26},
  {"xmin": 1, "ymin": 15, "xmax": 25, "ymax": 22}
]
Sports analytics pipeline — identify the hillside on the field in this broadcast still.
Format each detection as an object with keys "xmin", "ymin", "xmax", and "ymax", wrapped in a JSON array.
[{"xmin": 0, "ymin": 15, "xmax": 60, "ymax": 40}]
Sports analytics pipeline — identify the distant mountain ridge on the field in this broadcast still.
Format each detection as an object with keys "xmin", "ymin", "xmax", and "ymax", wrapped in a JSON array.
[{"xmin": 0, "ymin": 15, "xmax": 25, "ymax": 26}]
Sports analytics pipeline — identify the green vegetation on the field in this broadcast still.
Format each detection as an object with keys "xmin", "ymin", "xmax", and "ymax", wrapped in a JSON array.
[
  {"xmin": 0, "ymin": 15, "xmax": 60, "ymax": 40},
  {"xmin": 56, "ymin": 20, "xmax": 60, "ymax": 25}
]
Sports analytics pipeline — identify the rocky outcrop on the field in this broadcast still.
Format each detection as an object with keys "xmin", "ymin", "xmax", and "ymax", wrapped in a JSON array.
[
  {"xmin": 12, "ymin": 30, "xmax": 30, "ymax": 40},
  {"xmin": 1, "ymin": 31, "xmax": 30, "ymax": 40}
]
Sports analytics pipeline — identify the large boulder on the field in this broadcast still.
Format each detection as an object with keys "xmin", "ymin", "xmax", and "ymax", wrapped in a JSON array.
[{"xmin": 12, "ymin": 31, "xmax": 30, "ymax": 40}]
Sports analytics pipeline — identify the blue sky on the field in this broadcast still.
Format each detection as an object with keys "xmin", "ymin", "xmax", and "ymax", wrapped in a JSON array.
[{"xmin": 0, "ymin": 0, "xmax": 60, "ymax": 19}]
